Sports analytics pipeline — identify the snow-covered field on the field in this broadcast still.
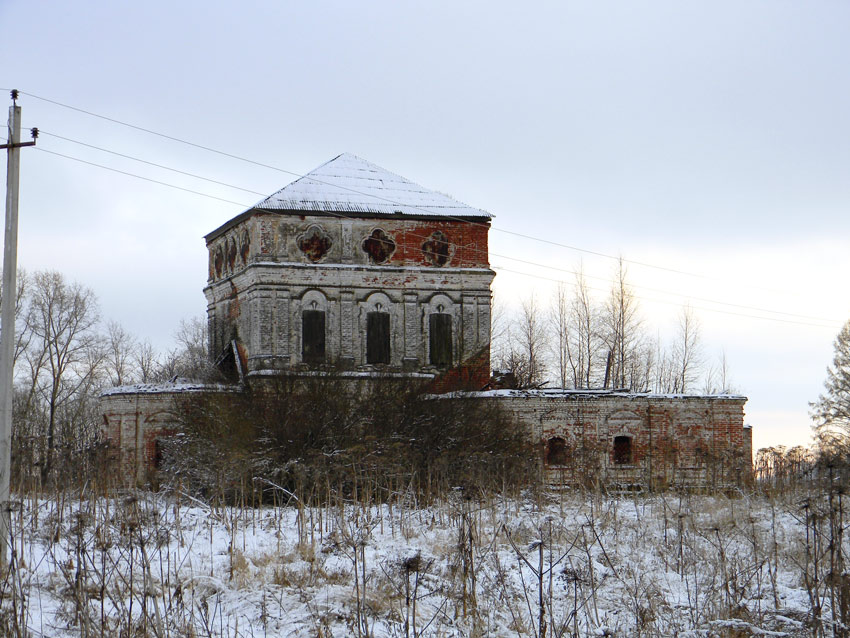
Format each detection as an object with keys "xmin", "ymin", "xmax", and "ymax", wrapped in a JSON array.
[{"xmin": 0, "ymin": 488, "xmax": 837, "ymax": 637}]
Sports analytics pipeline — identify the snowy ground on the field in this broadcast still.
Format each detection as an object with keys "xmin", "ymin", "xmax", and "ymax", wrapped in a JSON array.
[{"xmin": 0, "ymin": 488, "xmax": 835, "ymax": 637}]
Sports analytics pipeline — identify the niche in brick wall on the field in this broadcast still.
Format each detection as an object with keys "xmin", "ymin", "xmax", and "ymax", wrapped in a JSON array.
[
  {"xmin": 613, "ymin": 436, "xmax": 633, "ymax": 465},
  {"xmin": 213, "ymin": 246, "xmax": 224, "ymax": 278},
  {"xmin": 297, "ymin": 225, "xmax": 332, "ymax": 263},
  {"xmin": 546, "ymin": 437, "xmax": 569, "ymax": 466},
  {"xmin": 227, "ymin": 237, "xmax": 237, "ymax": 271},
  {"xmin": 366, "ymin": 311, "xmax": 391, "ymax": 364},
  {"xmin": 302, "ymin": 309, "xmax": 326, "ymax": 364},
  {"xmin": 239, "ymin": 229, "xmax": 250, "ymax": 264},
  {"xmin": 421, "ymin": 230, "xmax": 452, "ymax": 266},
  {"xmin": 362, "ymin": 228, "xmax": 396, "ymax": 264}
]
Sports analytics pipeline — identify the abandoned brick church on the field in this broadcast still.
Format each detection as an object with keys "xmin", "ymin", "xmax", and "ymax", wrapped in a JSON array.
[{"xmin": 101, "ymin": 153, "xmax": 751, "ymax": 486}]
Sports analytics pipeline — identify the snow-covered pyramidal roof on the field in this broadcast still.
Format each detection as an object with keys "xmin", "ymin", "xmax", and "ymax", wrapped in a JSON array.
[{"xmin": 251, "ymin": 153, "xmax": 491, "ymax": 219}]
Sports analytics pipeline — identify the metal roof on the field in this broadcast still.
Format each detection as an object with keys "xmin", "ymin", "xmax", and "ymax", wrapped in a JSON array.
[{"xmin": 250, "ymin": 153, "xmax": 492, "ymax": 219}]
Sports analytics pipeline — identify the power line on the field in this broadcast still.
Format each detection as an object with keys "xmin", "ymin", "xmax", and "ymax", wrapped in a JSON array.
[
  {"xmin": 32, "ymin": 123, "xmax": 834, "ymax": 322},
  {"xmin": 34, "ymin": 141, "xmax": 844, "ymax": 327},
  {"xmin": 18, "ymin": 89, "xmax": 792, "ymax": 294},
  {"xmin": 491, "ymin": 264, "xmax": 841, "ymax": 329},
  {"xmin": 489, "ymin": 250, "xmax": 837, "ymax": 323},
  {"xmin": 40, "ymin": 131, "xmax": 267, "ymax": 196},
  {"xmin": 11, "ymin": 83, "xmax": 838, "ymax": 324},
  {"xmin": 35, "ymin": 148, "xmax": 248, "ymax": 207},
  {"xmin": 19, "ymin": 90, "xmax": 303, "ymax": 177}
]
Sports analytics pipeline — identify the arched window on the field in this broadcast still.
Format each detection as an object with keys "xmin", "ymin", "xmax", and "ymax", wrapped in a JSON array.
[
  {"xmin": 546, "ymin": 437, "xmax": 568, "ymax": 466},
  {"xmin": 429, "ymin": 313, "xmax": 453, "ymax": 367},
  {"xmin": 613, "ymin": 436, "xmax": 632, "ymax": 465},
  {"xmin": 366, "ymin": 311, "xmax": 390, "ymax": 364},
  {"xmin": 302, "ymin": 309, "xmax": 326, "ymax": 364}
]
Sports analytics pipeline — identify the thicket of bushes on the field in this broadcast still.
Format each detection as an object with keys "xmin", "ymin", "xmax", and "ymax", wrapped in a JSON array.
[{"xmin": 161, "ymin": 376, "xmax": 539, "ymax": 504}]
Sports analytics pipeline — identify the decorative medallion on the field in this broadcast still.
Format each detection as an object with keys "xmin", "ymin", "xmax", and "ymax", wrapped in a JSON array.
[
  {"xmin": 297, "ymin": 225, "xmax": 332, "ymax": 263},
  {"xmin": 421, "ymin": 230, "xmax": 451, "ymax": 267},
  {"xmin": 362, "ymin": 228, "xmax": 396, "ymax": 264}
]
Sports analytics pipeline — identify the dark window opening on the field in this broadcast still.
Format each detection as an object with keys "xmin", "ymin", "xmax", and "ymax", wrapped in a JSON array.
[
  {"xmin": 367, "ymin": 312, "xmax": 391, "ymax": 364},
  {"xmin": 214, "ymin": 339, "xmax": 243, "ymax": 384},
  {"xmin": 613, "ymin": 435, "xmax": 632, "ymax": 465},
  {"xmin": 302, "ymin": 310, "xmax": 326, "ymax": 364},
  {"xmin": 154, "ymin": 439, "xmax": 165, "ymax": 470},
  {"xmin": 546, "ymin": 437, "xmax": 568, "ymax": 466},
  {"xmin": 429, "ymin": 313, "xmax": 453, "ymax": 367}
]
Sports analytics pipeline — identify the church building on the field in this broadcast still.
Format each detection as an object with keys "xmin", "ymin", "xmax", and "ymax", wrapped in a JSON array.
[
  {"xmin": 204, "ymin": 153, "xmax": 493, "ymax": 388},
  {"xmin": 101, "ymin": 153, "xmax": 750, "ymax": 488}
]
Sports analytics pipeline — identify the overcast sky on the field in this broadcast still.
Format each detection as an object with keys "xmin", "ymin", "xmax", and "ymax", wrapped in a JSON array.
[{"xmin": 2, "ymin": 1, "xmax": 849, "ymax": 451}]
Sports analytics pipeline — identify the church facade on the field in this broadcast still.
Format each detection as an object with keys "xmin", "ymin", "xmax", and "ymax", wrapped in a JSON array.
[
  {"xmin": 203, "ymin": 153, "xmax": 493, "ymax": 387},
  {"xmin": 101, "ymin": 153, "xmax": 750, "ymax": 487}
]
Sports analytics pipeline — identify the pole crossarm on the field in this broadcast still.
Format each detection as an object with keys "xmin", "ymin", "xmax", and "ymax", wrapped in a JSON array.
[{"xmin": 0, "ymin": 141, "xmax": 35, "ymax": 150}]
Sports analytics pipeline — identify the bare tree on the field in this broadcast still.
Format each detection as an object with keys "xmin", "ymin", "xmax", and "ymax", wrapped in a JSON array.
[
  {"xmin": 601, "ymin": 259, "xmax": 642, "ymax": 389},
  {"xmin": 717, "ymin": 350, "xmax": 734, "ymax": 393},
  {"xmin": 654, "ymin": 338, "xmax": 680, "ymax": 394},
  {"xmin": 104, "ymin": 320, "xmax": 137, "ymax": 386},
  {"xmin": 671, "ymin": 304, "xmax": 702, "ymax": 393},
  {"xmin": 26, "ymin": 271, "xmax": 104, "ymax": 478},
  {"xmin": 155, "ymin": 317, "xmax": 215, "ymax": 382},
  {"xmin": 567, "ymin": 268, "xmax": 602, "ymax": 389},
  {"xmin": 0, "ymin": 268, "xmax": 32, "ymax": 368},
  {"xmin": 550, "ymin": 284, "xmax": 571, "ymax": 389},
  {"xmin": 489, "ymin": 293, "xmax": 512, "ymax": 374},
  {"xmin": 494, "ymin": 293, "xmax": 548, "ymax": 388},
  {"xmin": 515, "ymin": 293, "xmax": 547, "ymax": 387},
  {"xmin": 133, "ymin": 339, "xmax": 161, "ymax": 383},
  {"xmin": 700, "ymin": 349, "xmax": 734, "ymax": 394},
  {"xmin": 630, "ymin": 334, "xmax": 657, "ymax": 393}
]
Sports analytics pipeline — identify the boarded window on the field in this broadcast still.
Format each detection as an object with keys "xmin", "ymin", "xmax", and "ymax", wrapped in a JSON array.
[
  {"xmin": 367, "ymin": 312, "xmax": 390, "ymax": 364},
  {"xmin": 546, "ymin": 437, "xmax": 568, "ymax": 466},
  {"xmin": 429, "ymin": 313, "xmax": 453, "ymax": 367},
  {"xmin": 613, "ymin": 435, "xmax": 632, "ymax": 465},
  {"xmin": 302, "ymin": 310, "xmax": 326, "ymax": 364},
  {"xmin": 678, "ymin": 435, "xmax": 708, "ymax": 467}
]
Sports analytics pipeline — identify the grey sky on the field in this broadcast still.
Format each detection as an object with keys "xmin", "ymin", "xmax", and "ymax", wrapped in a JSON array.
[{"xmin": 2, "ymin": 1, "xmax": 849, "ymax": 451}]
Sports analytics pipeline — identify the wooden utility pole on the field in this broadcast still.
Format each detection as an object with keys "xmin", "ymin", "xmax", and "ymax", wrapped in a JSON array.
[{"xmin": 0, "ymin": 90, "xmax": 36, "ymax": 570}]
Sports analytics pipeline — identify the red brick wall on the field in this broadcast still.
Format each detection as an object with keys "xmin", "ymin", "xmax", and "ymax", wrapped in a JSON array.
[
  {"xmin": 101, "ymin": 391, "xmax": 185, "ymax": 485},
  {"xmin": 104, "ymin": 387, "xmax": 747, "ymax": 489},
  {"xmin": 429, "ymin": 348, "xmax": 491, "ymax": 392},
  {"xmin": 386, "ymin": 219, "xmax": 490, "ymax": 268},
  {"xmin": 209, "ymin": 215, "xmax": 490, "ymax": 272},
  {"xmin": 488, "ymin": 392, "xmax": 749, "ymax": 489}
]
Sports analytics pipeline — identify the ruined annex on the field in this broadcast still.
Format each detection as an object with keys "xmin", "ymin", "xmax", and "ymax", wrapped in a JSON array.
[{"xmin": 101, "ymin": 153, "xmax": 751, "ymax": 487}]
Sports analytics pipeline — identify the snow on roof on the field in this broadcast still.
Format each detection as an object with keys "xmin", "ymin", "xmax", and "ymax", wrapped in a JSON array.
[
  {"xmin": 251, "ymin": 153, "xmax": 492, "ymax": 219},
  {"xmin": 442, "ymin": 389, "xmax": 748, "ymax": 400},
  {"xmin": 100, "ymin": 382, "xmax": 237, "ymax": 397}
]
